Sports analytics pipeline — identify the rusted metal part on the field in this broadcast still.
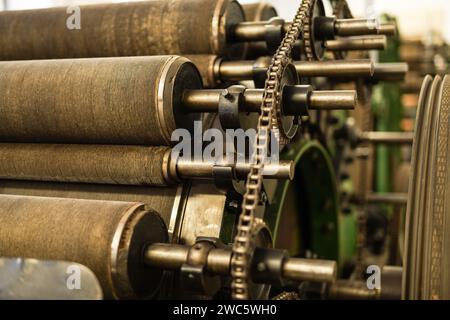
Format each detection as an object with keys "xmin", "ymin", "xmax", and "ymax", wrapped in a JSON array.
[
  {"xmin": 0, "ymin": 56, "xmax": 201, "ymax": 145},
  {"xmin": 0, "ymin": 195, "xmax": 168, "ymax": 299},
  {"xmin": 0, "ymin": 0, "xmax": 246, "ymax": 60}
]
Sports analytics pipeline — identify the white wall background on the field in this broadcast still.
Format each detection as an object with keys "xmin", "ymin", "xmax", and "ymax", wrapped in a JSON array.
[{"xmin": 3, "ymin": 0, "xmax": 450, "ymax": 42}]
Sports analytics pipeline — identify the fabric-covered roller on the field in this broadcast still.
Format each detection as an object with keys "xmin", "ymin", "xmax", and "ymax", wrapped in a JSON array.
[{"xmin": 0, "ymin": 195, "xmax": 168, "ymax": 299}]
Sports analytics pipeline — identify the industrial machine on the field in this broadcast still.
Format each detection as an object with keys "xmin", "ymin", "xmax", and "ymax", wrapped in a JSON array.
[{"xmin": 0, "ymin": 0, "xmax": 446, "ymax": 301}]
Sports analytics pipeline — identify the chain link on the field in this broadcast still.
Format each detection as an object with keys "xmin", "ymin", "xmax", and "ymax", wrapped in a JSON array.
[{"xmin": 230, "ymin": 0, "xmax": 314, "ymax": 300}]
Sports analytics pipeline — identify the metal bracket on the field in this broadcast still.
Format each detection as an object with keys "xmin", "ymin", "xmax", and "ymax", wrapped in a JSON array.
[
  {"xmin": 179, "ymin": 238, "xmax": 224, "ymax": 297},
  {"xmin": 218, "ymin": 85, "xmax": 246, "ymax": 130}
]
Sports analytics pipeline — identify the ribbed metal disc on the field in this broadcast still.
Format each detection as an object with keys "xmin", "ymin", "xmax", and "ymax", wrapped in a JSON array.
[{"xmin": 403, "ymin": 75, "xmax": 450, "ymax": 299}]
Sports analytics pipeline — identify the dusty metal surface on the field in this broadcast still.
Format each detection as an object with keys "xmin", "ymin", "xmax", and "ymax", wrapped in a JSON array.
[
  {"xmin": 0, "ymin": 56, "xmax": 201, "ymax": 145},
  {"xmin": 0, "ymin": 0, "xmax": 246, "ymax": 60},
  {"xmin": 0, "ymin": 144, "xmax": 170, "ymax": 186},
  {"xmin": 0, "ymin": 181, "xmax": 178, "ymax": 228}
]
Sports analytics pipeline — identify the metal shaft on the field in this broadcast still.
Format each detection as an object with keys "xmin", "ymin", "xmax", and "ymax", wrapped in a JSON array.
[
  {"xmin": 144, "ymin": 243, "xmax": 336, "ymax": 283},
  {"xmin": 176, "ymin": 159, "xmax": 294, "ymax": 180},
  {"xmin": 295, "ymin": 60, "xmax": 374, "ymax": 78},
  {"xmin": 218, "ymin": 59, "xmax": 374, "ymax": 81},
  {"xmin": 282, "ymin": 258, "xmax": 337, "ymax": 283},
  {"xmin": 182, "ymin": 88, "xmax": 356, "ymax": 113},
  {"xmin": 359, "ymin": 132, "xmax": 414, "ymax": 145},
  {"xmin": 233, "ymin": 19, "xmax": 394, "ymax": 42},
  {"xmin": 334, "ymin": 19, "xmax": 395, "ymax": 37},
  {"xmin": 328, "ymin": 280, "xmax": 379, "ymax": 300},
  {"xmin": 326, "ymin": 36, "xmax": 387, "ymax": 51},
  {"xmin": 366, "ymin": 192, "xmax": 408, "ymax": 205},
  {"xmin": 308, "ymin": 91, "xmax": 357, "ymax": 110},
  {"xmin": 373, "ymin": 63, "xmax": 409, "ymax": 81}
]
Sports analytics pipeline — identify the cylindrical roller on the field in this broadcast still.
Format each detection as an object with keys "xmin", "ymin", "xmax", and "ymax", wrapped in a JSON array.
[
  {"xmin": 0, "ymin": 144, "xmax": 171, "ymax": 186},
  {"xmin": 0, "ymin": 195, "xmax": 168, "ymax": 299},
  {"xmin": 0, "ymin": 180, "xmax": 177, "ymax": 227},
  {"xmin": 326, "ymin": 36, "xmax": 387, "ymax": 51},
  {"xmin": 358, "ymin": 132, "xmax": 414, "ymax": 145},
  {"xmin": 0, "ymin": 0, "xmax": 246, "ymax": 60},
  {"xmin": 0, "ymin": 56, "xmax": 202, "ymax": 145}
]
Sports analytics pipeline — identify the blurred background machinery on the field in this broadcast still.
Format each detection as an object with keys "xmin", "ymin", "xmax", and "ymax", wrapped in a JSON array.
[{"xmin": 0, "ymin": 0, "xmax": 448, "ymax": 300}]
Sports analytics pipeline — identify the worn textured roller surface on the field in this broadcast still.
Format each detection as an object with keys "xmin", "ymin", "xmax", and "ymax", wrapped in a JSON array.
[
  {"xmin": 0, "ymin": 144, "xmax": 171, "ymax": 186},
  {"xmin": 0, "ymin": 181, "xmax": 178, "ymax": 226},
  {"xmin": 0, "ymin": 0, "xmax": 246, "ymax": 60},
  {"xmin": 0, "ymin": 195, "xmax": 168, "ymax": 299},
  {"xmin": 0, "ymin": 56, "xmax": 201, "ymax": 145}
]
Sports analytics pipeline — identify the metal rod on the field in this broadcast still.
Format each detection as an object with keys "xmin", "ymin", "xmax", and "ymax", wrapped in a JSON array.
[
  {"xmin": 334, "ymin": 18, "xmax": 379, "ymax": 37},
  {"xmin": 373, "ymin": 63, "xmax": 409, "ymax": 81},
  {"xmin": 282, "ymin": 258, "xmax": 337, "ymax": 283},
  {"xmin": 144, "ymin": 244, "xmax": 337, "ymax": 283},
  {"xmin": 358, "ymin": 131, "xmax": 414, "ymax": 145},
  {"xmin": 182, "ymin": 88, "xmax": 357, "ymax": 113},
  {"xmin": 233, "ymin": 21, "xmax": 268, "ymax": 42},
  {"xmin": 219, "ymin": 60, "xmax": 255, "ymax": 81},
  {"xmin": 378, "ymin": 23, "xmax": 397, "ymax": 36},
  {"xmin": 176, "ymin": 159, "xmax": 294, "ymax": 180},
  {"xmin": 219, "ymin": 59, "xmax": 374, "ymax": 81},
  {"xmin": 328, "ymin": 280, "xmax": 379, "ymax": 300},
  {"xmin": 233, "ymin": 19, "xmax": 393, "ymax": 42},
  {"xmin": 309, "ymin": 91, "xmax": 356, "ymax": 110},
  {"xmin": 295, "ymin": 60, "xmax": 374, "ymax": 78},
  {"xmin": 366, "ymin": 192, "xmax": 408, "ymax": 205},
  {"xmin": 144, "ymin": 243, "xmax": 189, "ymax": 270},
  {"xmin": 326, "ymin": 36, "xmax": 387, "ymax": 51}
]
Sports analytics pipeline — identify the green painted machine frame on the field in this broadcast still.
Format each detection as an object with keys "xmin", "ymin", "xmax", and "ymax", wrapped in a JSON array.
[{"xmin": 264, "ymin": 139, "xmax": 356, "ymax": 273}]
